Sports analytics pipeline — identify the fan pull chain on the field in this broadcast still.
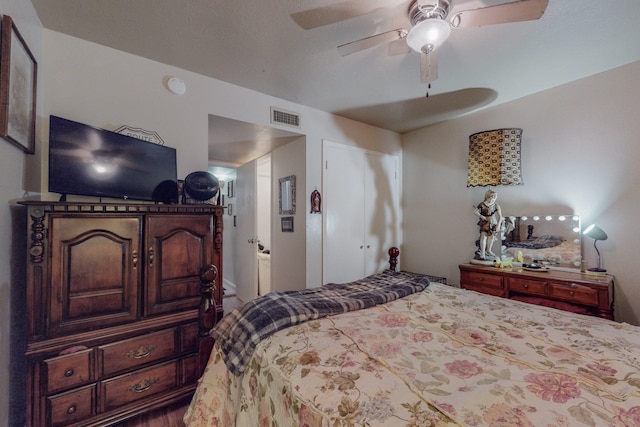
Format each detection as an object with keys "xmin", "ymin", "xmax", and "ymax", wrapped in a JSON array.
[{"xmin": 423, "ymin": 51, "xmax": 433, "ymax": 97}]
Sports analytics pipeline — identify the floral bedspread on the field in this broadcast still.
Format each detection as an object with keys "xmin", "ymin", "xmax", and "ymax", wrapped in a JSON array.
[{"xmin": 184, "ymin": 283, "xmax": 640, "ymax": 427}]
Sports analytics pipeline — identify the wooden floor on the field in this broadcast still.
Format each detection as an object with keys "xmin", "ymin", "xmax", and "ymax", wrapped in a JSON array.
[
  {"xmin": 119, "ymin": 296, "xmax": 241, "ymax": 426},
  {"xmin": 116, "ymin": 399, "xmax": 190, "ymax": 427}
]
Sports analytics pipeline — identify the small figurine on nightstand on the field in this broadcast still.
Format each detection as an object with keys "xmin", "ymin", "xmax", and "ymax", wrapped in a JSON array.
[{"xmin": 473, "ymin": 189, "xmax": 503, "ymax": 261}]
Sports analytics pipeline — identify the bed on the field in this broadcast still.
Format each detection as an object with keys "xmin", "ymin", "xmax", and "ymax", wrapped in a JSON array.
[{"xmin": 185, "ymin": 250, "xmax": 640, "ymax": 426}]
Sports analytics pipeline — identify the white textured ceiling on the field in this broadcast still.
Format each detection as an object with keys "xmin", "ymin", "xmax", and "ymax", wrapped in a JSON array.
[{"xmin": 31, "ymin": 0, "xmax": 640, "ymax": 163}]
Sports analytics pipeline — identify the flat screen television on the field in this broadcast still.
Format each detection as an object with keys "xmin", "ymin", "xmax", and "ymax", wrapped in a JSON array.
[{"xmin": 48, "ymin": 115, "xmax": 178, "ymax": 203}]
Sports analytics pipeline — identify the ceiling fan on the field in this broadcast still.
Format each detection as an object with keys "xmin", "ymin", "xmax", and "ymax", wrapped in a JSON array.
[{"xmin": 295, "ymin": 0, "xmax": 549, "ymax": 84}]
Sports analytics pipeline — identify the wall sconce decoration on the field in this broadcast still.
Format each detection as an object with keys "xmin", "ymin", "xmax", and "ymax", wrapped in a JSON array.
[
  {"xmin": 583, "ymin": 224, "xmax": 608, "ymax": 273},
  {"xmin": 310, "ymin": 189, "xmax": 321, "ymax": 213},
  {"xmin": 467, "ymin": 128, "xmax": 523, "ymax": 187}
]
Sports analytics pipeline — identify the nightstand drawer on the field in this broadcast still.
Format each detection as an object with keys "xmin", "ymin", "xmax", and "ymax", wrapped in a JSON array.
[
  {"xmin": 508, "ymin": 278, "xmax": 546, "ymax": 296},
  {"xmin": 45, "ymin": 348, "xmax": 93, "ymax": 393},
  {"xmin": 101, "ymin": 361, "xmax": 177, "ymax": 410},
  {"xmin": 99, "ymin": 329, "xmax": 176, "ymax": 376},
  {"xmin": 549, "ymin": 283, "xmax": 598, "ymax": 306},
  {"xmin": 47, "ymin": 384, "xmax": 95, "ymax": 427}
]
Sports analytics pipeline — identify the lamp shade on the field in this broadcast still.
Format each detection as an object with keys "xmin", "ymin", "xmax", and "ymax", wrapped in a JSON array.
[
  {"xmin": 467, "ymin": 128, "xmax": 523, "ymax": 187},
  {"xmin": 406, "ymin": 18, "xmax": 451, "ymax": 54},
  {"xmin": 583, "ymin": 224, "xmax": 608, "ymax": 241},
  {"xmin": 583, "ymin": 224, "xmax": 608, "ymax": 272}
]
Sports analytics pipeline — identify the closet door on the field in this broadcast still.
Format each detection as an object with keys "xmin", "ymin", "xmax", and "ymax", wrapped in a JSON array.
[
  {"xmin": 323, "ymin": 142, "xmax": 399, "ymax": 284},
  {"xmin": 363, "ymin": 152, "xmax": 399, "ymax": 275},
  {"xmin": 324, "ymin": 143, "xmax": 366, "ymax": 284}
]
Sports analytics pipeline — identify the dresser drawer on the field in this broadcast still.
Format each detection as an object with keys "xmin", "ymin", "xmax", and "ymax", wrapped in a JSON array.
[
  {"xmin": 464, "ymin": 271, "xmax": 503, "ymax": 288},
  {"xmin": 101, "ymin": 360, "xmax": 177, "ymax": 411},
  {"xmin": 549, "ymin": 283, "xmax": 599, "ymax": 306},
  {"xmin": 99, "ymin": 329, "xmax": 176, "ymax": 376},
  {"xmin": 45, "ymin": 348, "xmax": 93, "ymax": 393},
  {"xmin": 508, "ymin": 278, "xmax": 547, "ymax": 297},
  {"xmin": 462, "ymin": 271, "xmax": 504, "ymax": 296},
  {"xmin": 47, "ymin": 384, "xmax": 95, "ymax": 427}
]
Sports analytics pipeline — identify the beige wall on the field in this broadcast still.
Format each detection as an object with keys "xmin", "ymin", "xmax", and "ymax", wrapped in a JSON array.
[
  {"xmin": 271, "ymin": 138, "xmax": 307, "ymax": 291},
  {"xmin": 402, "ymin": 60, "xmax": 640, "ymax": 325},
  {"xmin": 0, "ymin": 1, "xmax": 42, "ymax": 426}
]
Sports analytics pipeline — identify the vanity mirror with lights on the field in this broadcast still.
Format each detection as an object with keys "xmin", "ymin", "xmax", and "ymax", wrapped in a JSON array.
[
  {"xmin": 502, "ymin": 214, "xmax": 582, "ymax": 270},
  {"xmin": 461, "ymin": 214, "xmax": 615, "ymax": 319}
]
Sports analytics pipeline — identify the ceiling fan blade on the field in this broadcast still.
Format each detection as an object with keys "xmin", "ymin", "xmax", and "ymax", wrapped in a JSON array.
[
  {"xmin": 388, "ymin": 38, "xmax": 412, "ymax": 56},
  {"xmin": 420, "ymin": 51, "xmax": 438, "ymax": 84},
  {"xmin": 450, "ymin": 0, "xmax": 548, "ymax": 29},
  {"xmin": 291, "ymin": 0, "xmax": 399, "ymax": 30},
  {"xmin": 338, "ymin": 29, "xmax": 407, "ymax": 57}
]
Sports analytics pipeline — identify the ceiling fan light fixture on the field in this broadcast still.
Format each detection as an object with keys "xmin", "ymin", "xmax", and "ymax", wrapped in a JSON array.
[{"xmin": 406, "ymin": 18, "xmax": 451, "ymax": 54}]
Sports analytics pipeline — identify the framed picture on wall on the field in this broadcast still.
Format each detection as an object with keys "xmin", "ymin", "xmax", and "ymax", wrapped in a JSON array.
[
  {"xmin": 281, "ymin": 216, "xmax": 294, "ymax": 232},
  {"xmin": 228, "ymin": 203, "xmax": 233, "ymax": 215},
  {"xmin": 227, "ymin": 180, "xmax": 234, "ymax": 198},
  {"xmin": 0, "ymin": 15, "xmax": 37, "ymax": 154}
]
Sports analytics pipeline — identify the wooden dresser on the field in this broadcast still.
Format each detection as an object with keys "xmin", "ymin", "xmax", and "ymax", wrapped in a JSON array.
[
  {"xmin": 19, "ymin": 201, "xmax": 223, "ymax": 427},
  {"xmin": 459, "ymin": 264, "xmax": 614, "ymax": 320}
]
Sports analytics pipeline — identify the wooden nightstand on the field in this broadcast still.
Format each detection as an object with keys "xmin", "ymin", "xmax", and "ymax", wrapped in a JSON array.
[{"xmin": 459, "ymin": 264, "xmax": 614, "ymax": 320}]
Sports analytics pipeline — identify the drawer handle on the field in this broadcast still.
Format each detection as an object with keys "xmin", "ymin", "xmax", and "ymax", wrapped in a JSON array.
[
  {"xmin": 64, "ymin": 368, "xmax": 74, "ymax": 377},
  {"xmin": 479, "ymin": 277, "xmax": 484, "ymax": 281},
  {"xmin": 126, "ymin": 344, "xmax": 157, "ymax": 359},
  {"xmin": 67, "ymin": 405, "xmax": 76, "ymax": 414},
  {"xmin": 128, "ymin": 377, "xmax": 159, "ymax": 393},
  {"xmin": 148, "ymin": 247, "xmax": 154, "ymax": 266},
  {"xmin": 523, "ymin": 284, "xmax": 529, "ymax": 288},
  {"xmin": 132, "ymin": 250, "xmax": 138, "ymax": 269}
]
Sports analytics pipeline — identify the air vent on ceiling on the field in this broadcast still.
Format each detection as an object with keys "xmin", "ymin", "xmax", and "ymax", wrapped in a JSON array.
[{"xmin": 270, "ymin": 107, "xmax": 300, "ymax": 129}]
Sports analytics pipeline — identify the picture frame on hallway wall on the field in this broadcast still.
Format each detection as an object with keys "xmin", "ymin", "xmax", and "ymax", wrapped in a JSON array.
[
  {"xmin": 0, "ymin": 15, "xmax": 37, "ymax": 154},
  {"xmin": 281, "ymin": 216, "xmax": 294, "ymax": 232},
  {"xmin": 227, "ymin": 180, "xmax": 234, "ymax": 198}
]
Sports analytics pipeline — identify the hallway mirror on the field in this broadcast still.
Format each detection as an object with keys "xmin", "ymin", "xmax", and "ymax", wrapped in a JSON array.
[{"xmin": 279, "ymin": 175, "xmax": 296, "ymax": 215}]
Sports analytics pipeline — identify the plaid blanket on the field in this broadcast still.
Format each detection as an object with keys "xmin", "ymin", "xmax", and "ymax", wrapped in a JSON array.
[{"xmin": 213, "ymin": 270, "xmax": 431, "ymax": 375}]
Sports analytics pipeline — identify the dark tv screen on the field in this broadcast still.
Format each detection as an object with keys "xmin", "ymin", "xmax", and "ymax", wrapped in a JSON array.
[{"xmin": 48, "ymin": 115, "xmax": 178, "ymax": 202}]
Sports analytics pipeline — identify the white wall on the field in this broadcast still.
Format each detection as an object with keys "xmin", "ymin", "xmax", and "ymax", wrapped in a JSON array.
[
  {"xmin": 0, "ymin": 1, "xmax": 42, "ymax": 425},
  {"xmin": 402, "ymin": 60, "xmax": 640, "ymax": 325}
]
